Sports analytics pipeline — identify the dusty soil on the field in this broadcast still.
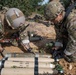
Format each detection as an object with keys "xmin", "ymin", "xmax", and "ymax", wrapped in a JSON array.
[{"xmin": 0, "ymin": 12, "xmax": 76, "ymax": 75}]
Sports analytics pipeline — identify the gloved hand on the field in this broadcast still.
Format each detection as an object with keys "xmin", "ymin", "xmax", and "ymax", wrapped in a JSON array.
[
  {"xmin": 52, "ymin": 41, "xmax": 63, "ymax": 50},
  {"xmin": 27, "ymin": 48, "xmax": 32, "ymax": 52},
  {"xmin": 51, "ymin": 42, "xmax": 63, "ymax": 61}
]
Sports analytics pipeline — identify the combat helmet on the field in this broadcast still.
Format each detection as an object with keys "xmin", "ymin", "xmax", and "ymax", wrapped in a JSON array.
[
  {"xmin": 45, "ymin": 0, "xmax": 65, "ymax": 20},
  {"xmin": 5, "ymin": 8, "xmax": 25, "ymax": 29}
]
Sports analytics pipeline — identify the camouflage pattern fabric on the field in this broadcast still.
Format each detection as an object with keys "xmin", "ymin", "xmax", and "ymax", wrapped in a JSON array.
[
  {"xmin": 57, "ymin": 9, "xmax": 76, "ymax": 61},
  {"xmin": 66, "ymin": 15, "xmax": 76, "ymax": 60},
  {"xmin": 0, "ymin": 14, "xmax": 34, "ymax": 46},
  {"xmin": 45, "ymin": 1, "xmax": 65, "ymax": 20},
  {"xmin": 19, "ymin": 25, "xmax": 29, "ymax": 41}
]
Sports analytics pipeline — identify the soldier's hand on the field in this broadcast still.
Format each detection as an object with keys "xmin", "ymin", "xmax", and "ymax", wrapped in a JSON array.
[
  {"xmin": 27, "ymin": 48, "xmax": 33, "ymax": 52},
  {"xmin": 52, "ymin": 42, "xmax": 63, "ymax": 50},
  {"xmin": 52, "ymin": 46, "xmax": 61, "ymax": 50}
]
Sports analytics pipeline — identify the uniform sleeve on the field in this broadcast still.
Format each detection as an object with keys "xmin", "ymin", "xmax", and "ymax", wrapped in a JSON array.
[
  {"xmin": 65, "ymin": 20, "xmax": 76, "ymax": 54},
  {"xmin": 19, "ymin": 28, "xmax": 30, "ymax": 44}
]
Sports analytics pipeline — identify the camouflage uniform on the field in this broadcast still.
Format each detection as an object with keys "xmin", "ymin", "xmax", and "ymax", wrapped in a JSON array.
[
  {"xmin": 64, "ymin": 9, "xmax": 76, "ymax": 61},
  {"xmin": 0, "ymin": 8, "xmax": 31, "ymax": 51},
  {"xmin": 45, "ymin": 0, "xmax": 76, "ymax": 62},
  {"xmin": 0, "ymin": 14, "xmax": 29, "ymax": 45}
]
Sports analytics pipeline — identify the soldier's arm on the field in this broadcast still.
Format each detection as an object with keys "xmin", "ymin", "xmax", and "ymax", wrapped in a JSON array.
[
  {"xmin": 19, "ymin": 30, "xmax": 32, "ymax": 52},
  {"xmin": 64, "ymin": 19, "xmax": 76, "ymax": 55}
]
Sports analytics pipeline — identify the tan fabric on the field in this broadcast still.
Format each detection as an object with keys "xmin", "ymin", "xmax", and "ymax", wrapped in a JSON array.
[{"xmin": 11, "ymin": 12, "xmax": 24, "ymax": 20}]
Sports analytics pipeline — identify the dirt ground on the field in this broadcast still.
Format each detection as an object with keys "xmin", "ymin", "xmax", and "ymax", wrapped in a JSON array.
[{"xmin": 0, "ymin": 12, "xmax": 76, "ymax": 75}]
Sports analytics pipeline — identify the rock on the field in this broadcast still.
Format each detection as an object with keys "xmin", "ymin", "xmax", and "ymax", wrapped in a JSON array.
[{"xmin": 69, "ymin": 64, "xmax": 73, "ymax": 70}]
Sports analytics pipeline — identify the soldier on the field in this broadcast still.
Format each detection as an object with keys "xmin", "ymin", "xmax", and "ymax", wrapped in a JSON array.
[
  {"xmin": 45, "ymin": 0, "xmax": 76, "ymax": 62},
  {"xmin": 0, "ymin": 8, "xmax": 32, "ymax": 55}
]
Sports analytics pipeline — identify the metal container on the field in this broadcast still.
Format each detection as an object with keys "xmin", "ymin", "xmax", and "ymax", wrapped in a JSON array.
[
  {"xmin": 7, "ymin": 57, "xmax": 55, "ymax": 62},
  {"xmin": 1, "ymin": 68, "xmax": 58, "ymax": 75},
  {"xmin": 5, "ymin": 53, "xmax": 52, "ymax": 58},
  {"xmin": 2, "ymin": 61, "xmax": 55, "ymax": 68}
]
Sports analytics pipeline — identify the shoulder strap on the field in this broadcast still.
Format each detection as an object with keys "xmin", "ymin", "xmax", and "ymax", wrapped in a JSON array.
[
  {"xmin": 19, "ymin": 24, "xmax": 29, "ymax": 33},
  {"xmin": 63, "ymin": 1, "xmax": 76, "ymax": 21},
  {"xmin": 65, "ymin": 2, "xmax": 76, "ymax": 18}
]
